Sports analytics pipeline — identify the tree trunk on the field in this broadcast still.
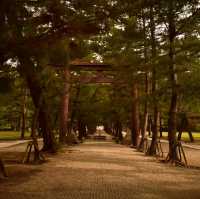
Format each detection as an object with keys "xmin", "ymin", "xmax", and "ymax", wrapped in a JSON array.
[
  {"xmin": 78, "ymin": 119, "xmax": 86, "ymax": 141},
  {"xmin": 138, "ymin": 11, "xmax": 149, "ymax": 151},
  {"xmin": 59, "ymin": 67, "xmax": 70, "ymax": 144},
  {"xmin": 18, "ymin": 57, "xmax": 57, "ymax": 153},
  {"xmin": 131, "ymin": 82, "xmax": 140, "ymax": 147},
  {"xmin": 167, "ymin": 0, "xmax": 179, "ymax": 161},
  {"xmin": 139, "ymin": 74, "xmax": 149, "ymax": 150},
  {"xmin": 20, "ymin": 87, "xmax": 27, "ymax": 139},
  {"xmin": 104, "ymin": 123, "xmax": 113, "ymax": 135},
  {"xmin": 115, "ymin": 120, "xmax": 123, "ymax": 142},
  {"xmin": 159, "ymin": 116, "xmax": 163, "ymax": 137},
  {"xmin": 38, "ymin": 103, "xmax": 56, "ymax": 152},
  {"xmin": 148, "ymin": 109, "xmax": 160, "ymax": 155},
  {"xmin": 188, "ymin": 131, "xmax": 194, "ymax": 142},
  {"xmin": 31, "ymin": 98, "xmax": 43, "ymax": 163},
  {"xmin": 147, "ymin": 5, "xmax": 160, "ymax": 156},
  {"xmin": 69, "ymin": 84, "xmax": 81, "ymax": 134}
]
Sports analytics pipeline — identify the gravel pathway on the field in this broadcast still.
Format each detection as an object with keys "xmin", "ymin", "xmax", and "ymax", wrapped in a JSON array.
[{"xmin": 1, "ymin": 140, "xmax": 200, "ymax": 199}]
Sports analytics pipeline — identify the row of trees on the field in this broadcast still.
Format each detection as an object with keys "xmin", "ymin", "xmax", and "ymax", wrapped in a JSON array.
[
  {"xmin": 93, "ymin": 0, "xmax": 200, "ymax": 162},
  {"xmin": 0, "ymin": 0, "xmax": 200, "ymax": 164},
  {"xmin": 0, "ymin": 0, "xmax": 115, "ymax": 152}
]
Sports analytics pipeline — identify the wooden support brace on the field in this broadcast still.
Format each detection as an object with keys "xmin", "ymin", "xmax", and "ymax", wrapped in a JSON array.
[
  {"xmin": 0, "ymin": 158, "xmax": 8, "ymax": 177},
  {"xmin": 179, "ymin": 142, "xmax": 188, "ymax": 167}
]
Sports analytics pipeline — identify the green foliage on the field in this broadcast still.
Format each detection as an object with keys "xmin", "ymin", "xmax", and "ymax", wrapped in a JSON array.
[
  {"xmin": 0, "ymin": 76, "xmax": 33, "ymax": 131},
  {"xmin": 0, "ymin": 0, "xmax": 199, "ymax": 135},
  {"xmin": 71, "ymin": 84, "xmax": 113, "ymax": 126}
]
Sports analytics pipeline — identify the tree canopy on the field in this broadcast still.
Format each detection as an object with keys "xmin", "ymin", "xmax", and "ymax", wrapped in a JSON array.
[{"xmin": 0, "ymin": 0, "xmax": 200, "ymax": 163}]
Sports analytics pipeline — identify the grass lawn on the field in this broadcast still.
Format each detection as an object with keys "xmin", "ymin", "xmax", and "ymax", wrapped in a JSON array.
[
  {"xmin": 161, "ymin": 132, "xmax": 200, "ymax": 142},
  {"xmin": 0, "ymin": 131, "xmax": 31, "ymax": 141}
]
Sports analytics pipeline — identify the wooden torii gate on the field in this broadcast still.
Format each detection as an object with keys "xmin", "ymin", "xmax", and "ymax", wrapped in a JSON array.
[
  {"xmin": 58, "ymin": 60, "xmax": 114, "ymax": 143},
  {"xmin": 70, "ymin": 60, "xmax": 114, "ymax": 84}
]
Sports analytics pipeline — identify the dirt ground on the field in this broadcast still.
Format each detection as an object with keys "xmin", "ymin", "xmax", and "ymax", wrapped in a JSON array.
[{"xmin": 1, "ymin": 139, "xmax": 200, "ymax": 199}]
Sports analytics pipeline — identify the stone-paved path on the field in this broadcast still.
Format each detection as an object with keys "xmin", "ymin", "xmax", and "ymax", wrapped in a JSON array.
[{"xmin": 1, "ymin": 140, "xmax": 200, "ymax": 199}]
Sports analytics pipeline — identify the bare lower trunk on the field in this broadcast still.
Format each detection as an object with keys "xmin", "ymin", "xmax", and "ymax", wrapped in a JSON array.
[
  {"xmin": 29, "ymin": 82, "xmax": 56, "ymax": 153},
  {"xmin": 78, "ymin": 119, "xmax": 86, "ymax": 141},
  {"xmin": 139, "ymin": 111, "xmax": 148, "ymax": 150},
  {"xmin": 38, "ymin": 104, "xmax": 56, "ymax": 152},
  {"xmin": 168, "ymin": 92, "xmax": 178, "ymax": 160},
  {"xmin": 69, "ymin": 85, "xmax": 81, "ymax": 134},
  {"xmin": 131, "ymin": 83, "xmax": 140, "ymax": 147},
  {"xmin": 59, "ymin": 68, "xmax": 70, "ymax": 144},
  {"xmin": 148, "ymin": 109, "xmax": 160, "ymax": 155},
  {"xmin": 115, "ymin": 120, "xmax": 123, "ymax": 142},
  {"xmin": 138, "ymin": 75, "xmax": 149, "ymax": 150},
  {"xmin": 20, "ymin": 88, "xmax": 27, "ymax": 139},
  {"xmin": 104, "ymin": 123, "xmax": 113, "ymax": 135},
  {"xmin": 31, "ymin": 98, "xmax": 44, "ymax": 163},
  {"xmin": 18, "ymin": 57, "xmax": 56, "ymax": 153}
]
